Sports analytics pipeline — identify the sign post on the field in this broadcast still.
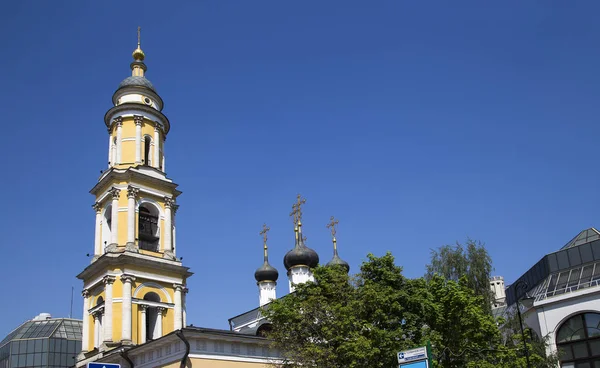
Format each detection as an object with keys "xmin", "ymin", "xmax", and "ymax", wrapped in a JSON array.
[{"xmin": 397, "ymin": 346, "xmax": 430, "ymax": 368}]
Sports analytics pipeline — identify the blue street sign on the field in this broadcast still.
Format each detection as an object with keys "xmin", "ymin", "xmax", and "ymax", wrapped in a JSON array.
[
  {"xmin": 399, "ymin": 361, "xmax": 428, "ymax": 368},
  {"xmin": 87, "ymin": 363, "xmax": 121, "ymax": 368}
]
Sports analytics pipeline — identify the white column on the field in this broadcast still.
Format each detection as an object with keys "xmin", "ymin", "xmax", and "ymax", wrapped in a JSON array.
[
  {"xmin": 115, "ymin": 119, "xmax": 123, "ymax": 164},
  {"xmin": 121, "ymin": 275, "xmax": 135, "ymax": 343},
  {"xmin": 93, "ymin": 312, "xmax": 101, "ymax": 348},
  {"xmin": 163, "ymin": 198, "xmax": 173, "ymax": 256},
  {"xmin": 156, "ymin": 307, "xmax": 165, "ymax": 337},
  {"xmin": 126, "ymin": 186, "xmax": 138, "ymax": 247},
  {"xmin": 110, "ymin": 188, "xmax": 120, "ymax": 247},
  {"xmin": 172, "ymin": 205, "xmax": 178, "ymax": 257},
  {"xmin": 182, "ymin": 288, "xmax": 188, "ymax": 328},
  {"xmin": 103, "ymin": 276, "xmax": 115, "ymax": 343},
  {"xmin": 173, "ymin": 284, "xmax": 183, "ymax": 330},
  {"xmin": 93, "ymin": 203, "xmax": 102, "ymax": 256},
  {"xmin": 139, "ymin": 304, "xmax": 148, "ymax": 344},
  {"xmin": 107, "ymin": 133, "xmax": 113, "ymax": 168},
  {"xmin": 162, "ymin": 155, "xmax": 166, "ymax": 172},
  {"xmin": 81, "ymin": 290, "xmax": 90, "ymax": 352},
  {"xmin": 153, "ymin": 126, "xmax": 160, "ymax": 169},
  {"xmin": 134, "ymin": 116, "xmax": 143, "ymax": 164}
]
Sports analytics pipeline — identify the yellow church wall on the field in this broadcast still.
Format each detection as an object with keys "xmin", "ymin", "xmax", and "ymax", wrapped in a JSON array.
[
  {"xmin": 157, "ymin": 358, "xmax": 271, "ymax": 368},
  {"xmin": 85, "ymin": 313, "xmax": 94, "ymax": 348},
  {"xmin": 131, "ymin": 304, "xmax": 139, "ymax": 344},
  {"xmin": 112, "ymin": 303, "xmax": 123, "ymax": 342},
  {"xmin": 107, "ymin": 116, "xmax": 164, "ymax": 168}
]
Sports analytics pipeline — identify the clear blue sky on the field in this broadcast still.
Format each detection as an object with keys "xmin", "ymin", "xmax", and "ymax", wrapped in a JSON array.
[{"xmin": 1, "ymin": 1, "xmax": 599, "ymax": 336}]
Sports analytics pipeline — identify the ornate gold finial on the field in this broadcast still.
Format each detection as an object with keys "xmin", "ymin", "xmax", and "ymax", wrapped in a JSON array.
[
  {"xmin": 260, "ymin": 223, "xmax": 270, "ymax": 245},
  {"xmin": 289, "ymin": 194, "xmax": 307, "ymax": 225},
  {"xmin": 326, "ymin": 216, "xmax": 339, "ymax": 239},
  {"xmin": 132, "ymin": 26, "xmax": 145, "ymax": 61},
  {"xmin": 260, "ymin": 223, "xmax": 270, "ymax": 259}
]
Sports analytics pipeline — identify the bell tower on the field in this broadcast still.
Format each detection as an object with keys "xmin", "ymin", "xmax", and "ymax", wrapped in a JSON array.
[{"xmin": 77, "ymin": 29, "xmax": 192, "ymax": 361}]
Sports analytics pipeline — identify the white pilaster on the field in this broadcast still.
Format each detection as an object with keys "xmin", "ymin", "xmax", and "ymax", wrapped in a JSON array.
[
  {"xmin": 162, "ymin": 155, "xmax": 166, "ymax": 172},
  {"xmin": 172, "ymin": 205, "xmax": 179, "ymax": 257},
  {"xmin": 139, "ymin": 304, "xmax": 148, "ymax": 344},
  {"xmin": 182, "ymin": 288, "xmax": 188, "ymax": 328},
  {"xmin": 174, "ymin": 284, "xmax": 183, "ymax": 330},
  {"xmin": 156, "ymin": 307, "xmax": 165, "ymax": 337},
  {"xmin": 115, "ymin": 119, "xmax": 123, "ymax": 164},
  {"xmin": 258, "ymin": 281, "xmax": 277, "ymax": 307},
  {"xmin": 81, "ymin": 290, "xmax": 90, "ymax": 352},
  {"xmin": 93, "ymin": 203, "xmax": 102, "ymax": 256},
  {"xmin": 164, "ymin": 198, "xmax": 174, "ymax": 256},
  {"xmin": 134, "ymin": 116, "xmax": 143, "ymax": 164},
  {"xmin": 110, "ymin": 188, "xmax": 120, "ymax": 247},
  {"xmin": 121, "ymin": 275, "xmax": 135, "ymax": 343},
  {"xmin": 126, "ymin": 186, "xmax": 138, "ymax": 247},
  {"xmin": 107, "ymin": 132, "xmax": 113, "ymax": 168},
  {"xmin": 103, "ymin": 276, "xmax": 115, "ymax": 343},
  {"xmin": 153, "ymin": 126, "xmax": 160, "ymax": 169},
  {"xmin": 93, "ymin": 311, "xmax": 102, "ymax": 348}
]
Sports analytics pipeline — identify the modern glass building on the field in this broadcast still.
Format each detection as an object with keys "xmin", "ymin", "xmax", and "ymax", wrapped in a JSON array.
[{"xmin": 0, "ymin": 313, "xmax": 82, "ymax": 368}]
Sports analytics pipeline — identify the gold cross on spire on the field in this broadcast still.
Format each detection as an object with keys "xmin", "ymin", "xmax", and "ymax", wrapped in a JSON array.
[
  {"xmin": 137, "ymin": 26, "xmax": 141, "ymax": 48},
  {"xmin": 326, "ymin": 216, "xmax": 339, "ymax": 239},
  {"xmin": 260, "ymin": 223, "xmax": 270, "ymax": 245},
  {"xmin": 290, "ymin": 194, "xmax": 307, "ymax": 224}
]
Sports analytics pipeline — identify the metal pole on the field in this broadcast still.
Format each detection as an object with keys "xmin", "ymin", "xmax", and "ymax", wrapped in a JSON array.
[{"xmin": 515, "ymin": 280, "xmax": 531, "ymax": 368}]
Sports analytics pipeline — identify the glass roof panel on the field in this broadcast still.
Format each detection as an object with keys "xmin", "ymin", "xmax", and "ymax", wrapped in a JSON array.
[{"xmin": 562, "ymin": 228, "xmax": 600, "ymax": 250}]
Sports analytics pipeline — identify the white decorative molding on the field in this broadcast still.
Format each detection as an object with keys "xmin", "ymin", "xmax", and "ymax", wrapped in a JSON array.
[
  {"xmin": 133, "ymin": 281, "xmax": 173, "ymax": 303},
  {"xmin": 137, "ymin": 197, "xmax": 165, "ymax": 218}
]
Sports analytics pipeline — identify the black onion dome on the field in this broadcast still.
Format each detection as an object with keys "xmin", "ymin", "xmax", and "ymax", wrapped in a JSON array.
[
  {"xmin": 255, "ymin": 261, "xmax": 279, "ymax": 283},
  {"xmin": 117, "ymin": 76, "xmax": 156, "ymax": 92},
  {"xmin": 284, "ymin": 235, "xmax": 319, "ymax": 270},
  {"xmin": 326, "ymin": 251, "xmax": 350, "ymax": 273}
]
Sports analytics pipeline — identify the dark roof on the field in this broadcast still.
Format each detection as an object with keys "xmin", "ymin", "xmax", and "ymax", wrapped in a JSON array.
[
  {"xmin": 284, "ymin": 234, "xmax": 319, "ymax": 270},
  {"xmin": 326, "ymin": 248, "xmax": 350, "ymax": 273},
  {"xmin": 117, "ymin": 76, "xmax": 156, "ymax": 92},
  {"xmin": 0, "ymin": 318, "xmax": 82, "ymax": 348},
  {"xmin": 255, "ymin": 260, "xmax": 279, "ymax": 282},
  {"xmin": 506, "ymin": 228, "xmax": 600, "ymax": 305}
]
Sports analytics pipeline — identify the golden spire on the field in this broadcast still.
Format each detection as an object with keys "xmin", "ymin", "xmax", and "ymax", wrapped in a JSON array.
[
  {"xmin": 289, "ymin": 194, "xmax": 306, "ymax": 226},
  {"xmin": 326, "ymin": 216, "xmax": 339, "ymax": 250},
  {"xmin": 260, "ymin": 223, "xmax": 270, "ymax": 260},
  {"xmin": 132, "ymin": 26, "xmax": 145, "ymax": 61}
]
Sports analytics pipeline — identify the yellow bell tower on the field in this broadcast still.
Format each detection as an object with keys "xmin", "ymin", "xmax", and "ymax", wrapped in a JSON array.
[{"xmin": 77, "ymin": 28, "xmax": 192, "ymax": 361}]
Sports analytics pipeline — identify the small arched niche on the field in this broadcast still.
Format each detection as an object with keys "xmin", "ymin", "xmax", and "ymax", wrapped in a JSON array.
[
  {"xmin": 101, "ymin": 204, "xmax": 113, "ymax": 250},
  {"xmin": 143, "ymin": 292, "xmax": 162, "ymax": 341},
  {"xmin": 143, "ymin": 135, "xmax": 152, "ymax": 166}
]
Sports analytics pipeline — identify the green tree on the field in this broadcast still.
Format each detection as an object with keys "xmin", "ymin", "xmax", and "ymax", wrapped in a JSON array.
[
  {"xmin": 426, "ymin": 239, "xmax": 494, "ymax": 310},
  {"xmin": 263, "ymin": 253, "xmax": 426, "ymax": 368},
  {"xmin": 264, "ymin": 252, "xmax": 558, "ymax": 368}
]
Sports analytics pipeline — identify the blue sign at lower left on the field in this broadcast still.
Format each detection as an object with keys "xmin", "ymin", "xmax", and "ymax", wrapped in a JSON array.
[{"xmin": 87, "ymin": 363, "xmax": 121, "ymax": 368}]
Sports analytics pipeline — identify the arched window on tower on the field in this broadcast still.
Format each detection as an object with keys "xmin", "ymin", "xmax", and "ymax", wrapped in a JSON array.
[
  {"xmin": 144, "ymin": 136, "xmax": 152, "ymax": 166},
  {"xmin": 556, "ymin": 312, "xmax": 600, "ymax": 367},
  {"xmin": 138, "ymin": 204, "xmax": 159, "ymax": 252},
  {"xmin": 143, "ymin": 292, "xmax": 161, "ymax": 341},
  {"xmin": 101, "ymin": 204, "xmax": 112, "ymax": 252}
]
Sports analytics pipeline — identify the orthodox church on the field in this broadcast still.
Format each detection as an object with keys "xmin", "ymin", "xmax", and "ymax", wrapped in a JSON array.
[{"xmin": 75, "ymin": 30, "xmax": 349, "ymax": 368}]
